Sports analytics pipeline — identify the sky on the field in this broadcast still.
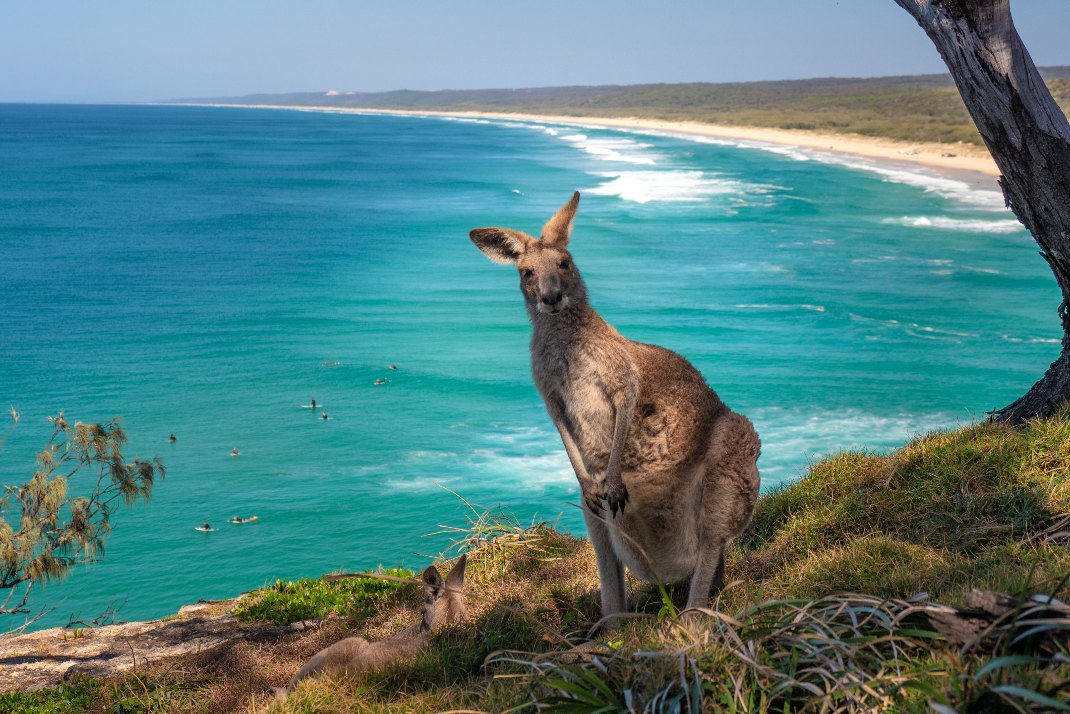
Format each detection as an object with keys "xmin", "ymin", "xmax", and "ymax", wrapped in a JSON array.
[{"xmin": 2, "ymin": 1, "xmax": 1069, "ymax": 103}]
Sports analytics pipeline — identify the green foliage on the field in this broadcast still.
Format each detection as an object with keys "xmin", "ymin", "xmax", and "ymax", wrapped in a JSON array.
[
  {"xmin": 0, "ymin": 675, "xmax": 99, "ymax": 714},
  {"xmin": 233, "ymin": 568, "xmax": 417, "ymax": 625},
  {"xmin": 198, "ymin": 68, "xmax": 1070, "ymax": 146},
  {"xmin": 0, "ymin": 412, "xmax": 163, "ymax": 617}
]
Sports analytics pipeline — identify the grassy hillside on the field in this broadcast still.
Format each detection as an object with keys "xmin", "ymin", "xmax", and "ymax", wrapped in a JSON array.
[
  {"xmin": 7, "ymin": 413, "xmax": 1070, "ymax": 712},
  {"xmin": 176, "ymin": 68, "xmax": 1070, "ymax": 146}
]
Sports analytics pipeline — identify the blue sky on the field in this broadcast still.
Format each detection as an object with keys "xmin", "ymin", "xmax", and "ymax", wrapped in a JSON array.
[{"xmin": 3, "ymin": 1, "xmax": 1069, "ymax": 103}]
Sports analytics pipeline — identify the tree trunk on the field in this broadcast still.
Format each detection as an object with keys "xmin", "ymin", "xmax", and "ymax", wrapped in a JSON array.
[{"xmin": 894, "ymin": 0, "xmax": 1070, "ymax": 423}]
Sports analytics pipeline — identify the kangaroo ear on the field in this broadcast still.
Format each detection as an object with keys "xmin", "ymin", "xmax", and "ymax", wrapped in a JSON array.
[
  {"xmin": 541, "ymin": 191, "xmax": 580, "ymax": 248},
  {"xmin": 469, "ymin": 227, "xmax": 532, "ymax": 265},
  {"xmin": 445, "ymin": 554, "xmax": 467, "ymax": 590},
  {"xmin": 422, "ymin": 565, "xmax": 443, "ymax": 595}
]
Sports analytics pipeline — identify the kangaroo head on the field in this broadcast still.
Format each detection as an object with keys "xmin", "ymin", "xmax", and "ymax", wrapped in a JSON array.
[
  {"xmin": 419, "ymin": 554, "xmax": 468, "ymax": 632},
  {"xmin": 470, "ymin": 192, "xmax": 587, "ymax": 317}
]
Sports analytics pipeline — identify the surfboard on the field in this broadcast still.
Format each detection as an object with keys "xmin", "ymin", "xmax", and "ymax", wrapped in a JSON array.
[
  {"xmin": 229, "ymin": 516, "xmax": 259, "ymax": 524},
  {"xmin": 195, "ymin": 526, "xmax": 215, "ymax": 532},
  {"xmin": 300, "ymin": 404, "xmax": 323, "ymax": 409}
]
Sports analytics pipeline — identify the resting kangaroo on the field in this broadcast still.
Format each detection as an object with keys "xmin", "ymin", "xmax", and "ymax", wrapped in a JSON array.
[
  {"xmin": 287, "ymin": 555, "xmax": 467, "ymax": 691},
  {"xmin": 470, "ymin": 193, "xmax": 760, "ymax": 616}
]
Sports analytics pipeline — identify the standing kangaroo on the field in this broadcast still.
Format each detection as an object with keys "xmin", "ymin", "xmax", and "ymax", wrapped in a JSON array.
[
  {"xmin": 287, "ymin": 555, "xmax": 467, "ymax": 692},
  {"xmin": 470, "ymin": 193, "xmax": 760, "ymax": 616}
]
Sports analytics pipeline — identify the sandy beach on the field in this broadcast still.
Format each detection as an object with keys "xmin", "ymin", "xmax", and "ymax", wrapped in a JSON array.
[{"xmin": 187, "ymin": 103, "xmax": 1002, "ymax": 184}]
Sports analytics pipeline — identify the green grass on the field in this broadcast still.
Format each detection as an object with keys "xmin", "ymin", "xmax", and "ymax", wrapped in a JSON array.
[
  {"xmin": 0, "ymin": 676, "xmax": 99, "ymax": 714},
  {"xmin": 18, "ymin": 414, "xmax": 1070, "ymax": 712},
  {"xmin": 739, "ymin": 413, "xmax": 1070, "ymax": 606},
  {"xmin": 233, "ymin": 568, "xmax": 417, "ymax": 626}
]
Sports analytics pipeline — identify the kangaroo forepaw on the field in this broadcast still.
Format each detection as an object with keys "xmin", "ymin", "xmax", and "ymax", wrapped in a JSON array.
[
  {"xmin": 583, "ymin": 490, "xmax": 604, "ymax": 514},
  {"xmin": 605, "ymin": 482, "xmax": 629, "ymax": 517}
]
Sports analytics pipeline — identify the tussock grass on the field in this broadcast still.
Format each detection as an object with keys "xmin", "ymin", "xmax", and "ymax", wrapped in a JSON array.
[
  {"xmin": 739, "ymin": 413, "xmax": 1070, "ymax": 607},
  {"xmin": 16, "ymin": 414, "xmax": 1070, "ymax": 712}
]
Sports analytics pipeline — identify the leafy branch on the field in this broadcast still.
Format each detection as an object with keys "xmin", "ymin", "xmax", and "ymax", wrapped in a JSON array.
[{"xmin": 0, "ymin": 411, "xmax": 164, "ymax": 617}]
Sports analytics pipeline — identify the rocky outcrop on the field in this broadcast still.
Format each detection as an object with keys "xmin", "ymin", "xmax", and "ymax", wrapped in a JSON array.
[{"xmin": 0, "ymin": 599, "xmax": 312, "ymax": 692}]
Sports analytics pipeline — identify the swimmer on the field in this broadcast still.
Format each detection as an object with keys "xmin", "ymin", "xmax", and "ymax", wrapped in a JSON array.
[
  {"xmin": 389, "ymin": 364, "xmax": 398, "ymax": 371},
  {"xmin": 321, "ymin": 411, "xmax": 328, "ymax": 420},
  {"xmin": 231, "ymin": 447, "xmax": 240, "ymax": 457},
  {"xmin": 169, "ymin": 433, "xmax": 176, "ymax": 443}
]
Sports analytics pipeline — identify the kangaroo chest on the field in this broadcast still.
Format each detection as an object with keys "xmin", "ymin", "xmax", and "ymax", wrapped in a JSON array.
[{"xmin": 532, "ymin": 338, "xmax": 620, "ymax": 466}]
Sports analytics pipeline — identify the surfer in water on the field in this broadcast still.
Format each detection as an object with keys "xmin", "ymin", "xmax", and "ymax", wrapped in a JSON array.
[
  {"xmin": 231, "ymin": 447, "xmax": 240, "ymax": 457},
  {"xmin": 310, "ymin": 398, "xmax": 317, "ymax": 409},
  {"xmin": 202, "ymin": 520, "xmax": 211, "ymax": 531},
  {"xmin": 169, "ymin": 433, "xmax": 176, "ymax": 443},
  {"xmin": 321, "ymin": 411, "xmax": 328, "ymax": 420}
]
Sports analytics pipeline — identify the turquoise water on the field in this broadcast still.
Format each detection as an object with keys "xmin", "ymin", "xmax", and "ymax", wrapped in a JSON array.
[{"xmin": 0, "ymin": 104, "xmax": 1058, "ymax": 629}]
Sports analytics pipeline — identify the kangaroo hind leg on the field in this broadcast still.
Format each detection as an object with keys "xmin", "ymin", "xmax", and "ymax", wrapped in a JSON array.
[
  {"xmin": 583, "ymin": 509, "xmax": 627, "ymax": 617},
  {"xmin": 684, "ymin": 538, "xmax": 725, "ymax": 611}
]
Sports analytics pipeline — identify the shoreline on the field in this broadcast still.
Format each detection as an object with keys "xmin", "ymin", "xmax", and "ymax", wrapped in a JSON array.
[{"xmin": 173, "ymin": 103, "xmax": 1002, "ymax": 187}]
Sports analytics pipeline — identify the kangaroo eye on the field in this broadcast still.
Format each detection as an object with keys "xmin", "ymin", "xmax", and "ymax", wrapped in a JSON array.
[
  {"xmin": 522, "ymin": 268, "xmax": 534, "ymax": 278},
  {"xmin": 559, "ymin": 260, "xmax": 570, "ymax": 270}
]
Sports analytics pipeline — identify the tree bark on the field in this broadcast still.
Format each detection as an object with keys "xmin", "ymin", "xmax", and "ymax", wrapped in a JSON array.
[{"xmin": 894, "ymin": 0, "xmax": 1070, "ymax": 423}]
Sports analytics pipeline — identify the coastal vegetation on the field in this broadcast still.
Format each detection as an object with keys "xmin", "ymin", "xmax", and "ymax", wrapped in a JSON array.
[
  {"xmin": 183, "ymin": 67, "xmax": 1070, "ymax": 146},
  {"xmin": 7, "ymin": 412, "xmax": 1069, "ymax": 712},
  {"xmin": 0, "ymin": 412, "xmax": 163, "ymax": 623}
]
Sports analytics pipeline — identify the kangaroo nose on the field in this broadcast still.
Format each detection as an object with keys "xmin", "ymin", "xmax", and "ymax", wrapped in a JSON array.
[{"xmin": 542, "ymin": 292, "xmax": 562, "ymax": 307}]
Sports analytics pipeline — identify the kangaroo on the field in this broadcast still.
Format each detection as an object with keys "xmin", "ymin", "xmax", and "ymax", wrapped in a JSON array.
[
  {"xmin": 469, "ymin": 193, "xmax": 760, "ymax": 617},
  {"xmin": 286, "ymin": 555, "xmax": 467, "ymax": 692}
]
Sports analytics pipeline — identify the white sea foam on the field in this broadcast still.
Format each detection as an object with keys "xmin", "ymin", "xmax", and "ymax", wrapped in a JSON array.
[
  {"xmin": 752, "ymin": 407, "xmax": 962, "ymax": 484},
  {"xmin": 851, "ymin": 255, "xmax": 1003, "ymax": 276},
  {"xmin": 1000, "ymin": 334, "xmax": 1061, "ymax": 345},
  {"xmin": 596, "ymin": 126, "xmax": 1009, "ymax": 212},
  {"xmin": 825, "ymin": 158, "xmax": 1006, "ymax": 211},
  {"xmin": 557, "ymin": 133, "xmax": 658, "ymax": 165},
  {"xmin": 776, "ymin": 239, "xmax": 837, "ymax": 249},
  {"xmin": 848, "ymin": 313, "xmax": 978, "ymax": 342},
  {"xmin": 340, "ymin": 113, "xmax": 1004, "ymax": 214},
  {"xmin": 584, "ymin": 170, "xmax": 748, "ymax": 204},
  {"xmin": 735, "ymin": 303, "xmax": 826, "ymax": 313},
  {"xmin": 883, "ymin": 216, "xmax": 1024, "ymax": 234},
  {"xmin": 434, "ymin": 115, "xmax": 495, "ymax": 125},
  {"xmin": 384, "ymin": 426, "xmax": 574, "ymax": 494}
]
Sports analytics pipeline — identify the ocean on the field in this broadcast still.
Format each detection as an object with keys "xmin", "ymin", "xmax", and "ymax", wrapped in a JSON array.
[{"xmin": 0, "ymin": 104, "xmax": 1058, "ymax": 630}]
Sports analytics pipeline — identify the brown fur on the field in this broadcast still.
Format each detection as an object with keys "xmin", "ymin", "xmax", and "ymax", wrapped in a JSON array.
[
  {"xmin": 286, "ymin": 555, "xmax": 467, "ymax": 692},
  {"xmin": 470, "ymin": 193, "xmax": 761, "ymax": 616}
]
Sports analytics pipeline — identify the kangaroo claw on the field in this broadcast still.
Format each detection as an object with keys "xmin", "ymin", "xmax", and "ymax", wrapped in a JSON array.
[
  {"xmin": 605, "ymin": 483, "xmax": 629, "ymax": 517},
  {"xmin": 583, "ymin": 491, "xmax": 604, "ymax": 514}
]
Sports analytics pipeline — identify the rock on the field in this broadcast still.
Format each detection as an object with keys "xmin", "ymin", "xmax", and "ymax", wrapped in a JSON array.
[{"xmin": 0, "ymin": 599, "xmax": 306, "ymax": 692}]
